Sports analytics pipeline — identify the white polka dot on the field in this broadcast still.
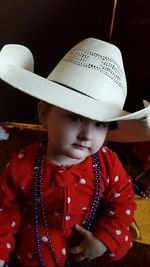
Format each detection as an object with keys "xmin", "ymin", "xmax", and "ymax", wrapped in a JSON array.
[
  {"xmin": 82, "ymin": 207, "xmax": 87, "ymax": 211},
  {"xmin": 126, "ymin": 209, "xmax": 131, "ymax": 215},
  {"xmin": 102, "ymin": 147, "xmax": 107, "ymax": 153},
  {"xmin": 18, "ymin": 153, "xmax": 24, "ymax": 159},
  {"xmin": 80, "ymin": 178, "xmax": 86, "ymax": 184},
  {"xmin": 21, "ymin": 186, "xmax": 24, "ymax": 190},
  {"xmin": 115, "ymin": 229, "xmax": 121, "ymax": 235},
  {"xmin": 109, "ymin": 211, "xmax": 114, "ymax": 216},
  {"xmin": 67, "ymin": 197, "xmax": 71, "ymax": 204},
  {"xmin": 114, "ymin": 176, "xmax": 119, "ymax": 182},
  {"xmin": 125, "ymin": 235, "xmax": 129, "ymax": 241},
  {"xmin": 0, "ymin": 208, "xmax": 3, "ymax": 211},
  {"xmin": 109, "ymin": 253, "xmax": 115, "ymax": 257},
  {"xmin": 27, "ymin": 253, "xmax": 33, "ymax": 259},
  {"xmin": 17, "ymin": 255, "xmax": 21, "ymax": 260},
  {"xmin": 128, "ymin": 179, "xmax": 131, "ymax": 183},
  {"xmin": 6, "ymin": 162, "xmax": 10, "ymax": 167},
  {"xmin": 41, "ymin": 236, "xmax": 48, "ymax": 242},
  {"xmin": 11, "ymin": 221, "xmax": 16, "ymax": 227},
  {"xmin": 130, "ymin": 242, "xmax": 133, "ymax": 247},
  {"xmin": 82, "ymin": 220, "xmax": 86, "ymax": 224},
  {"xmin": 65, "ymin": 215, "xmax": 71, "ymax": 221},
  {"xmin": 62, "ymin": 247, "xmax": 66, "ymax": 255},
  {"xmin": 6, "ymin": 243, "xmax": 11, "ymax": 249},
  {"xmin": 114, "ymin": 192, "xmax": 120, "ymax": 198},
  {"xmin": 107, "ymin": 178, "xmax": 110, "ymax": 183}
]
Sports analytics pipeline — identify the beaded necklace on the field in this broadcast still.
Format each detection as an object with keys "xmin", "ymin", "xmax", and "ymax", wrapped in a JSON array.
[{"xmin": 33, "ymin": 141, "xmax": 102, "ymax": 267}]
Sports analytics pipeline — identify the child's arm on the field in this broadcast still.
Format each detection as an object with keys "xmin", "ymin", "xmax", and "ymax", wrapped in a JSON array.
[
  {"xmin": 92, "ymin": 150, "xmax": 136, "ymax": 260},
  {"xmin": 69, "ymin": 149, "xmax": 136, "ymax": 262},
  {"xmin": 0, "ymin": 157, "xmax": 22, "ymax": 263}
]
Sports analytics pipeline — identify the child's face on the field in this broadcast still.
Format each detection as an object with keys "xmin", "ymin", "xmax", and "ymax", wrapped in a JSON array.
[{"xmin": 40, "ymin": 104, "xmax": 108, "ymax": 164}]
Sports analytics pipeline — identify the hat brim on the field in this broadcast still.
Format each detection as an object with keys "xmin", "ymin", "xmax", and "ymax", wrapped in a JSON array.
[{"xmin": 1, "ymin": 64, "xmax": 150, "ymax": 142}]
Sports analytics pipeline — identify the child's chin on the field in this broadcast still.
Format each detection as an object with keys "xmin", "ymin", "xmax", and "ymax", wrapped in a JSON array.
[{"xmin": 69, "ymin": 150, "xmax": 90, "ymax": 160}]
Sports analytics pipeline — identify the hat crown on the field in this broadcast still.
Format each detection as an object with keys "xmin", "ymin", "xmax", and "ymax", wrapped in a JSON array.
[{"xmin": 48, "ymin": 38, "xmax": 127, "ymax": 110}]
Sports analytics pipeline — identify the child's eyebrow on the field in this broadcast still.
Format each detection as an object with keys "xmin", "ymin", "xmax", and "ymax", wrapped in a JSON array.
[
  {"xmin": 69, "ymin": 112, "xmax": 106, "ymax": 123},
  {"xmin": 68, "ymin": 111, "xmax": 83, "ymax": 118}
]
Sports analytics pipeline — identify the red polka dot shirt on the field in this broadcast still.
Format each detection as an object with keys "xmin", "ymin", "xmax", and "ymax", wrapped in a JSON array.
[{"xmin": 0, "ymin": 142, "xmax": 136, "ymax": 266}]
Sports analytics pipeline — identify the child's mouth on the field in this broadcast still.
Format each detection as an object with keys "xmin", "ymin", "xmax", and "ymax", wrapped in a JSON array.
[{"xmin": 73, "ymin": 144, "xmax": 88, "ymax": 150}]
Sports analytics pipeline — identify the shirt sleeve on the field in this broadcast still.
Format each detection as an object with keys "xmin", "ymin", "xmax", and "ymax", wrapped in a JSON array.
[
  {"xmin": 0, "ymin": 156, "xmax": 22, "ymax": 261},
  {"xmin": 93, "ymin": 149, "xmax": 136, "ymax": 261}
]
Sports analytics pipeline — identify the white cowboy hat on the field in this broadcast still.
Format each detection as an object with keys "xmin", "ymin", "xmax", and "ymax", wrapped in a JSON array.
[{"xmin": 0, "ymin": 38, "xmax": 150, "ymax": 142}]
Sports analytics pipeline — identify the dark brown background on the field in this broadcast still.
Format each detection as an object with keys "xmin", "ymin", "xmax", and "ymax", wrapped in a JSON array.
[{"xmin": 0, "ymin": 0, "xmax": 149, "ymax": 123}]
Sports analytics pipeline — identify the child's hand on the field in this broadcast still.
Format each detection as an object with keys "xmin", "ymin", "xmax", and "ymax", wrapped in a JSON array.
[
  {"xmin": 68, "ymin": 224, "xmax": 107, "ymax": 262},
  {"xmin": 0, "ymin": 260, "xmax": 5, "ymax": 267}
]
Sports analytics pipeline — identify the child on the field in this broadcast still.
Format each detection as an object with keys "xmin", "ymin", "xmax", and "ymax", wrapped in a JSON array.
[{"xmin": 0, "ymin": 38, "xmax": 150, "ymax": 267}]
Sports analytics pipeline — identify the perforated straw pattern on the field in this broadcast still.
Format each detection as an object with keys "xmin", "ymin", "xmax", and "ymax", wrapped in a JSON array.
[{"xmin": 63, "ymin": 48, "xmax": 124, "ymax": 88}]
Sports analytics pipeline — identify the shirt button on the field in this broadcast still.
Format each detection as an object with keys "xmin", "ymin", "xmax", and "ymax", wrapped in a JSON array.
[
  {"xmin": 79, "ymin": 178, "xmax": 86, "ymax": 184},
  {"xmin": 65, "ymin": 215, "xmax": 71, "ymax": 221},
  {"xmin": 54, "ymin": 210, "xmax": 61, "ymax": 216}
]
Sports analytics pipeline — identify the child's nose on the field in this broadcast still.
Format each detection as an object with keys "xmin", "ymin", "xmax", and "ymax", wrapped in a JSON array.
[{"xmin": 78, "ymin": 123, "xmax": 93, "ymax": 141}]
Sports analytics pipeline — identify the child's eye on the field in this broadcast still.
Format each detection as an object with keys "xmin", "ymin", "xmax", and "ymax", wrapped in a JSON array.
[
  {"xmin": 95, "ymin": 121, "xmax": 107, "ymax": 128},
  {"xmin": 69, "ymin": 114, "xmax": 82, "ymax": 122}
]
